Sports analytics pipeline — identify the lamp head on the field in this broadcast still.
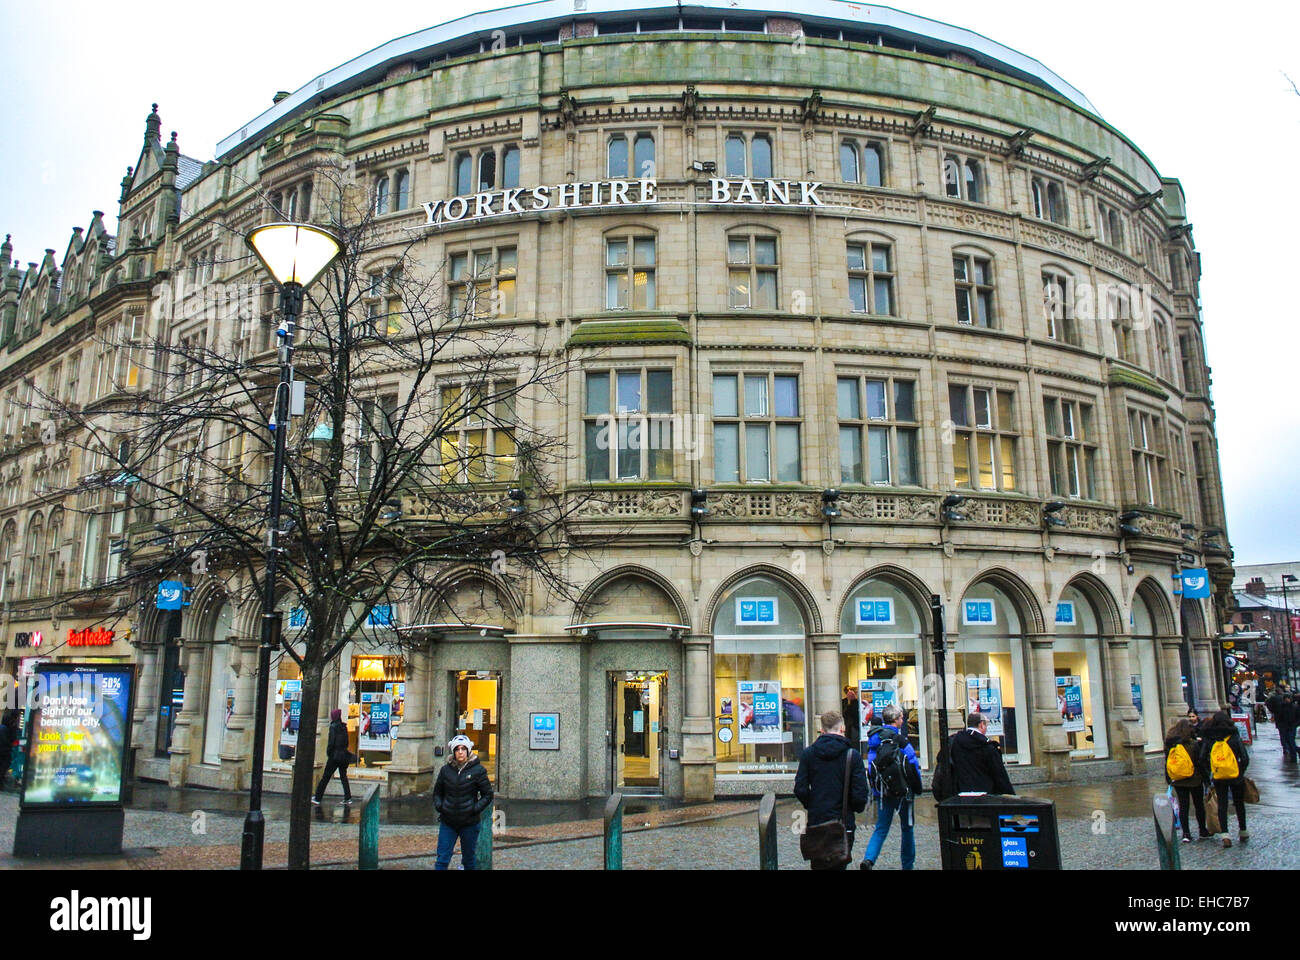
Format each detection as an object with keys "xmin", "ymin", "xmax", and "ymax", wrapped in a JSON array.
[{"xmin": 246, "ymin": 222, "xmax": 343, "ymax": 288}]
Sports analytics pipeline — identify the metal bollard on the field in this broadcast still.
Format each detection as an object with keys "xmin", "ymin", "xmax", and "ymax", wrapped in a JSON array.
[
  {"xmin": 603, "ymin": 792, "xmax": 624, "ymax": 870},
  {"xmin": 358, "ymin": 784, "xmax": 381, "ymax": 870},
  {"xmin": 758, "ymin": 793, "xmax": 778, "ymax": 870},
  {"xmin": 1152, "ymin": 792, "xmax": 1181, "ymax": 871},
  {"xmin": 475, "ymin": 801, "xmax": 494, "ymax": 870}
]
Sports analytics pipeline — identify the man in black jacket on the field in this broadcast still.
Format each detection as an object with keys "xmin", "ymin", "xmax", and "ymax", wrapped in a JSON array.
[
  {"xmin": 433, "ymin": 734, "xmax": 494, "ymax": 870},
  {"xmin": 794, "ymin": 710, "xmax": 870, "ymax": 870},
  {"xmin": 949, "ymin": 712, "xmax": 1015, "ymax": 795},
  {"xmin": 312, "ymin": 709, "xmax": 353, "ymax": 805},
  {"xmin": 841, "ymin": 686, "xmax": 861, "ymax": 745},
  {"xmin": 1266, "ymin": 685, "xmax": 1297, "ymax": 761}
]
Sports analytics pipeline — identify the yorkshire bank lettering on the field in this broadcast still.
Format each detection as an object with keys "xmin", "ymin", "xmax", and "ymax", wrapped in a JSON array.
[{"xmin": 420, "ymin": 178, "xmax": 824, "ymax": 227}]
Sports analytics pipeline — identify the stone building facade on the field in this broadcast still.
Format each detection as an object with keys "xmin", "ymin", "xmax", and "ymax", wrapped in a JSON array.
[{"xmin": 0, "ymin": 1, "xmax": 1235, "ymax": 801}]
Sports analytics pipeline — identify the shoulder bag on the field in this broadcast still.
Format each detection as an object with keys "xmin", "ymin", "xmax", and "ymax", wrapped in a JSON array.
[{"xmin": 800, "ymin": 751, "xmax": 854, "ymax": 867}]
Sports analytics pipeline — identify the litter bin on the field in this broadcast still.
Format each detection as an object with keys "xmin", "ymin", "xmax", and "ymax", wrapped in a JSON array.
[{"xmin": 937, "ymin": 794, "xmax": 1061, "ymax": 870}]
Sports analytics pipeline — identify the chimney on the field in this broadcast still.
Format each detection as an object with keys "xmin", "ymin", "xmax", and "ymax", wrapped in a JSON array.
[{"xmin": 1245, "ymin": 577, "xmax": 1267, "ymax": 598}]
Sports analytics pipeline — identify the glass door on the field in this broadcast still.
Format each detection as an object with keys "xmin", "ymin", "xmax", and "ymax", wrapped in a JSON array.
[
  {"xmin": 611, "ymin": 671, "xmax": 666, "ymax": 793},
  {"xmin": 455, "ymin": 670, "xmax": 501, "ymax": 783}
]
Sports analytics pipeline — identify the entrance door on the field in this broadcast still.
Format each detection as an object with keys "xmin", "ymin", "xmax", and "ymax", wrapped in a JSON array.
[
  {"xmin": 611, "ymin": 671, "xmax": 665, "ymax": 793},
  {"xmin": 455, "ymin": 670, "xmax": 501, "ymax": 783}
]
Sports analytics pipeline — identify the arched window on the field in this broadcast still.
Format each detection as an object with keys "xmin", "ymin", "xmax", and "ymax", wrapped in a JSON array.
[
  {"xmin": 373, "ymin": 176, "xmax": 390, "ymax": 215},
  {"xmin": 477, "ymin": 150, "xmax": 496, "ymax": 191},
  {"xmin": 1047, "ymin": 182, "xmax": 1066, "ymax": 224},
  {"xmin": 1130, "ymin": 590, "xmax": 1166, "ymax": 752},
  {"xmin": 501, "ymin": 145, "xmax": 521, "ymax": 188},
  {"xmin": 0, "ymin": 521, "xmax": 15, "ymax": 604},
  {"xmin": 943, "ymin": 156, "xmax": 961, "ymax": 198},
  {"xmin": 1031, "ymin": 180, "xmax": 1044, "ymax": 218},
  {"xmin": 1054, "ymin": 584, "xmax": 1110, "ymax": 760},
  {"xmin": 863, "ymin": 144, "xmax": 883, "ymax": 187},
  {"xmin": 24, "ymin": 513, "xmax": 43, "ymax": 598},
  {"xmin": 958, "ymin": 582, "xmax": 1030, "ymax": 764},
  {"xmin": 633, "ymin": 134, "xmax": 656, "ymax": 178},
  {"xmin": 750, "ymin": 135, "xmax": 772, "ymax": 179},
  {"xmin": 607, "ymin": 135, "xmax": 629, "ymax": 178},
  {"xmin": 964, "ymin": 159, "xmax": 982, "ymax": 202},
  {"xmin": 45, "ymin": 508, "xmax": 62, "ymax": 596},
  {"xmin": 454, "ymin": 152, "xmax": 473, "ymax": 195},
  {"xmin": 726, "ymin": 231, "xmax": 779, "ymax": 310},
  {"xmin": 393, "ymin": 170, "xmax": 410, "ymax": 211},
  {"xmin": 840, "ymin": 140, "xmax": 860, "ymax": 183}
]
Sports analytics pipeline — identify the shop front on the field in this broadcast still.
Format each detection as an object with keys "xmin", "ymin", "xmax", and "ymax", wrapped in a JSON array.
[
  {"xmin": 956, "ymin": 582, "xmax": 1031, "ymax": 765},
  {"xmin": 1052, "ymin": 585, "xmax": 1109, "ymax": 761},
  {"xmin": 1129, "ymin": 592, "xmax": 1165, "ymax": 752},
  {"xmin": 839, "ymin": 576, "xmax": 927, "ymax": 765}
]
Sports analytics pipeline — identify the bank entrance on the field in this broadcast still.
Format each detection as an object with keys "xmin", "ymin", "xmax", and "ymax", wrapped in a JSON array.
[{"xmin": 610, "ymin": 671, "xmax": 666, "ymax": 793}]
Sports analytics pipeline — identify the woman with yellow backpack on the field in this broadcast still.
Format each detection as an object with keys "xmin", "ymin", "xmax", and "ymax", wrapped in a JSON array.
[
  {"xmin": 1202, "ymin": 710, "xmax": 1251, "ymax": 848},
  {"xmin": 1164, "ymin": 719, "xmax": 1211, "ymax": 842}
]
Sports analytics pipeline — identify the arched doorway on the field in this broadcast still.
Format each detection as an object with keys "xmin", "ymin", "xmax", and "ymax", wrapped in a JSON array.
[
  {"xmin": 1130, "ymin": 592, "xmax": 1165, "ymax": 752},
  {"xmin": 838, "ymin": 574, "xmax": 928, "ymax": 765},
  {"xmin": 711, "ymin": 575, "xmax": 810, "ymax": 779},
  {"xmin": 1053, "ymin": 584, "xmax": 1108, "ymax": 760},
  {"xmin": 957, "ymin": 581, "xmax": 1031, "ymax": 765}
]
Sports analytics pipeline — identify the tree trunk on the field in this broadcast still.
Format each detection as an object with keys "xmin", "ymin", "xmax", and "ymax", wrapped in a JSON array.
[{"xmin": 287, "ymin": 658, "xmax": 325, "ymax": 869}]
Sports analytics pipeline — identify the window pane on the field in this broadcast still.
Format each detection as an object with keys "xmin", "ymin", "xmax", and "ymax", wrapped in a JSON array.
[
  {"xmin": 456, "ymin": 154, "xmax": 473, "ymax": 194},
  {"xmin": 840, "ymin": 426, "xmax": 863, "ymax": 483},
  {"xmin": 949, "ymin": 386, "xmax": 968, "ymax": 427},
  {"xmin": 773, "ymin": 376, "xmax": 798, "ymax": 417},
  {"xmin": 608, "ymin": 135, "xmax": 629, "ymax": 178},
  {"xmin": 478, "ymin": 151, "xmax": 496, "ymax": 191},
  {"xmin": 837, "ymin": 378, "xmax": 860, "ymax": 420},
  {"xmin": 873, "ymin": 278, "xmax": 892, "ymax": 315},
  {"xmin": 633, "ymin": 238, "xmax": 656, "ymax": 266},
  {"xmin": 996, "ymin": 391, "xmax": 1013, "ymax": 430},
  {"xmin": 714, "ymin": 423, "xmax": 739, "ymax": 482},
  {"xmin": 944, "ymin": 157, "xmax": 960, "ymax": 197},
  {"xmin": 713, "ymin": 375, "xmax": 738, "ymax": 417},
  {"xmin": 897, "ymin": 428, "xmax": 919, "ymax": 485},
  {"xmin": 974, "ymin": 259, "xmax": 990, "ymax": 285},
  {"xmin": 1044, "ymin": 400, "xmax": 1059, "ymax": 437},
  {"xmin": 1048, "ymin": 442, "xmax": 1062, "ymax": 496},
  {"xmin": 466, "ymin": 429, "xmax": 487, "ymax": 482},
  {"xmin": 745, "ymin": 423, "xmax": 770, "ymax": 481},
  {"xmin": 1061, "ymin": 402, "xmax": 1075, "ymax": 438},
  {"xmin": 744, "ymin": 376, "xmax": 769, "ymax": 417},
  {"xmin": 616, "ymin": 370, "xmax": 641, "ymax": 414},
  {"xmin": 977, "ymin": 290, "xmax": 993, "ymax": 327},
  {"xmin": 617, "ymin": 420, "xmax": 642, "ymax": 479},
  {"xmin": 952, "ymin": 257, "xmax": 968, "ymax": 282},
  {"xmin": 864, "ymin": 145, "xmax": 882, "ymax": 186},
  {"xmin": 1085, "ymin": 449, "xmax": 1097, "ymax": 499},
  {"xmin": 974, "ymin": 389, "xmax": 991, "ymax": 428},
  {"xmin": 498, "ymin": 247, "xmax": 518, "ymax": 275},
  {"xmin": 494, "ymin": 430, "xmax": 517, "ymax": 481},
  {"xmin": 647, "ymin": 370, "xmax": 672, "ymax": 413},
  {"xmin": 964, "ymin": 160, "xmax": 980, "ymax": 202},
  {"xmin": 502, "ymin": 146, "xmax": 520, "ymax": 188},
  {"xmin": 728, "ymin": 237, "xmax": 750, "ymax": 264},
  {"xmin": 954, "ymin": 435, "xmax": 971, "ymax": 486},
  {"xmin": 450, "ymin": 254, "xmax": 468, "ymax": 280},
  {"xmin": 868, "ymin": 426, "xmax": 890, "ymax": 484},
  {"xmin": 840, "ymin": 142, "xmax": 860, "ymax": 182},
  {"xmin": 755, "ymin": 270, "xmax": 777, "ymax": 309},
  {"xmin": 606, "ymin": 240, "xmax": 629, "ymax": 266},
  {"xmin": 751, "ymin": 136, "xmax": 772, "ymax": 179},
  {"xmin": 606, "ymin": 273, "xmax": 628, "ymax": 310},
  {"xmin": 1066, "ymin": 447, "xmax": 1080, "ymax": 497},
  {"xmin": 871, "ymin": 247, "xmax": 890, "ymax": 273},
  {"xmin": 846, "ymin": 244, "xmax": 865, "ymax": 271},
  {"xmin": 649, "ymin": 421, "xmax": 672, "ymax": 479},
  {"xmin": 865, "ymin": 380, "xmax": 887, "ymax": 420},
  {"xmin": 633, "ymin": 270, "xmax": 655, "ymax": 310},
  {"xmin": 848, "ymin": 277, "xmax": 867, "ymax": 313},
  {"xmin": 728, "ymin": 270, "xmax": 750, "ymax": 308},
  {"xmin": 955, "ymin": 288, "xmax": 971, "ymax": 325},
  {"xmin": 894, "ymin": 381, "xmax": 915, "ymax": 421},
  {"xmin": 977, "ymin": 434, "xmax": 995, "ymax": 489},
  {"xmin": 775, "ymin": 424, "xmax": 800, "ymax": 481},
  {"xmin": 1000, "ymin": 437, "xmax": 1016, "ymax": 490},
  {"xmin": 634, "ymin": 134, "xmax": 656, "ymax": 178},
  {"xmin": 725, "ymin": 135, "xmax": 747, "ymax": 176},
  {"xmin": 755, "ymin": 238, "xmax": 777, "ymax": 265}
]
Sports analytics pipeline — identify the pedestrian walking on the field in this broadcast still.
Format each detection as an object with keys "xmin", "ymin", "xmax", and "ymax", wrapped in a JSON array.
[
  {"xmin": 949, "ymin": 711, "xmax": 1015, "ymax": 795},
  {"xmin": 0, "ymin": 709, "xmax": 18, "ymax": 791},
  {"xmin": 860, "ymin": 703, "xmax": 923, "ymax": 870},
  {"xmin": 1163, "ymin": 718, "xmax": 1210, "ymax": 842},
  {"xmin": 1202, "ymin": 709, "xmax": 1250, "ymax": 847},
  {"xmin": 1265, "ymin": 686, "xmax": 1296, "ymax": 761},
  {"xmin": 312, "ymin": 708, "xmax": 354, "ymax": 805},
  {"xmin": 433, "ymin": 734, "xmax": 493, "ymax": 870},
  {"xmin": 793, "ymin": 710, "xmax": 869, "ymax": 870},
  {"xmin": 841, "ymin": 686, "xmax": 861, "ymax": 745}
]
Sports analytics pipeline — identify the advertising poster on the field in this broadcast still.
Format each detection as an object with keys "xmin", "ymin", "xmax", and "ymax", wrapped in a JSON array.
[
  {"xmin": 737, "ymin": 681, "xmax": 782, "ymax": 743},
  {"xmin": 1129, "ymin": 675, "xmax": 1143, "ymax": 715},
  {"xmin": 21, "ymin": 664, "xmax": 134, "ymax": 806},
  {"xmin": 358, "ymin": 693, "xmax": 392, "ymax": 751},
  {"xmin": 225, "ymin": 688, "xmax": 235, "ymax": 727},
  {"xmin": 966, "ymin": 676, "xmax": 1004, "ymax": 736},
  {"xmin": 735, "ymin": 597, "xmax": 778, "ymax": 626},
  {"xmin": 279, "ymin": 680, "xmax": 302, "ymax": 748},
  {"xmin": 858, "ymin": 680, "xmax": 897, "ymax": 733},
  {"xmin": 1057, "ymin": 676, "xmax": 1084, "ymax": 732}
]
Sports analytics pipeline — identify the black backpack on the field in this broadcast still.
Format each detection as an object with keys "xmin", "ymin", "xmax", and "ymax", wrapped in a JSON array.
[
  {"xmin": 931, "ymin": 739, "xmax": 956, "ymax": 802},
  {"xmin": 872, "ymin": 730, "xmax": 915, "ymax": 802}
]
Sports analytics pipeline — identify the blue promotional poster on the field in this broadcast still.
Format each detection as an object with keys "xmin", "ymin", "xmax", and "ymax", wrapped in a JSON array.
[
  {"xmin": 358, "ymin": 693, "xmax": 393, "ymax": 751},
  {"xmin": 965, "ymin": 676, "xmax": 1004, "ymax": 736},
  {"xmin": 737, "ymin": 680, "xmax": 782, "ymax": 743},
  {"xmin": 1130, "ymin": 675, "xmax": 1143, "ymax": 715},
  {"xmin": 736, "ymin": 597, "xmax": 778, "ymax": 625},
  {"xmin": 1057, "ymin": 676, "xmax": 1085, "ymax": 733},
  {"xmin": 278, "ymin": 680, "xmax": 302, "ymax": 747},
  {"xmin": 858, "ymin": 680, "xmax": 897, "ymax": 733},
  {"xmin": 21, "ymin": 664, "xmax": 134, "ymax": 806}
]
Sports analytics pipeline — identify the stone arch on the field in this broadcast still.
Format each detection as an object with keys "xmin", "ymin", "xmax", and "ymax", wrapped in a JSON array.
[
  {"xmin": 1131, "ymin": 577, "xmax": 1177, "ymax": 636},
  {"xmin": 573, "ymin": 564, "xmax": 691, "ymax": 630},
  {"xmin": 182, "ymin": 580, "xmax": 239, "ymax": 641},
  {"xmin": 704, "ymin": 563, "xmax": 823, "ymax": 635},
  {"xmin": 1055, "ymin": 572, "xmax": 1125, "ymax": 636},
  {"xmin": 416, "ymin": 564, "xmax": 522, "ymax": 630},
  {"xmin": 958, "ymin": 566, "xmax": 1046, "ymax": 634},
  {"xmin": 838, "ymin": 563, "xmax": 936, "ymax": 636}
]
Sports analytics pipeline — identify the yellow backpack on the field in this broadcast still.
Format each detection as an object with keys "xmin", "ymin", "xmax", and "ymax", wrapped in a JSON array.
[
  {"xmin": 1209, "ymin": 736, "xmax": 1239, "ymax": 781},
  {"xmin": 1166, "ymin": 743, "xmax": 1194, "ymax": 781}
]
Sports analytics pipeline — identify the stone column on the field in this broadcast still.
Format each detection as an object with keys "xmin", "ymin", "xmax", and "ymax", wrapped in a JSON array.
[
  {"xmin": 1156, "ymin": 635, "xmax": 1189, "ymax": 736},
  {"xmin": 680, "ymin": 636, "xmax": 715, "ymax": 802},
  {"xmin": 168, "ymin": 638, "xmax": 208, "ymax": 788},
  {"xmin": 388, "ymin": 643, "xmax": 435, "ymax": 797},
  {"xmin": 132, "ymin": 641, "xmax": 161, "ymax": 763},
  {"xmin": 219, "ymin": 636, "xmax": 259, "ymax": 791},
  {"xmin": 1191, "ymin": 637, "xmax": 1220, "ymax": 713},
  {"xmin": 1026, "ymin": 634, "xmax": 1071, "ymax": 781},
  {"xmin": 809, "ymin": 633, "xmax": 842, "ymax": 723},
  {"xmin": 1102, "ymin": 634, "xmax": 1146, "ymax": 774}
]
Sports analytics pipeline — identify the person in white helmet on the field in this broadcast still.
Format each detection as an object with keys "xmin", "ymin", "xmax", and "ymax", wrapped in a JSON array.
[{"xmin": 433, "ymin": 734, "xmax": 494, "ymax": 869}]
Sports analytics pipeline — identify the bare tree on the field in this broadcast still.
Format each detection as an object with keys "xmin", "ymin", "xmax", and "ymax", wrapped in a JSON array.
[{"xmin": 38, "ymin": 160, "xmax": 601, "ymax": 868}]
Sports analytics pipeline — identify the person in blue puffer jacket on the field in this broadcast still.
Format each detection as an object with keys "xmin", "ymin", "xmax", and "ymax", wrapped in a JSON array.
[{"xmin": 861, "ymin": 703, "xmax": 922, "ymax": 870}]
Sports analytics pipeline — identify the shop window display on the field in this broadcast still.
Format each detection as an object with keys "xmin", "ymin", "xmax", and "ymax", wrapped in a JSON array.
[
  {"xmin": 956, "ymin": 582, "xmax": 1030, "ymax": 764},
  {"xmin": 455, "ymin": 670, "xmax": 500, "ymax": 782},
  {"xmin": 1130, "ymin": 593, "xmax": 1164, "ymax": 752},
  {"xmin": 712, "ymin": 578, "xmax": 807, "ymax": 776},
  {"xmin": 1052, "ymin": 585, "xmax": 1108, "ymax": 759}
]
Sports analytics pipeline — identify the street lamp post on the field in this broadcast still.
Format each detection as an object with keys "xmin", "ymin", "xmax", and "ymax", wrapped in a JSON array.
[
  {"xmin": 930, "ymin": 594, "xmax": 951, "ymax": 758},
  {"xmin": 239, "ymin": 222, "xmax": 342, "ymax": 871}
]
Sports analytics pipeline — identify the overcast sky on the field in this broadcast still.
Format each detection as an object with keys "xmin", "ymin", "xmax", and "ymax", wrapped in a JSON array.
[{"xmin": 1, "ymin": 1, "xmax": 1296, "ymax": 567}]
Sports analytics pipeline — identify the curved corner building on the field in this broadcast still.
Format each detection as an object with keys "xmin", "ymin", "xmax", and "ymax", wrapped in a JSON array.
[{"xmin": 1, "ymin": 1, "xmax": 1235, "ymax": 801}]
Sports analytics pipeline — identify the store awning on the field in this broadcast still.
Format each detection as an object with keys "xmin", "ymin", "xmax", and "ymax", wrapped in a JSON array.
[
  {"xmin": 394, "ymin": 622, "xmax": 509, "ymax": 639},
  {"xmin": 565, "ymin": 621, "xmax": 690, "ymax": 637}
]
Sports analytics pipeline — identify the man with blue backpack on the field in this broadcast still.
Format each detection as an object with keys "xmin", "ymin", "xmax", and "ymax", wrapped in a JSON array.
[{"xmin": 860, "ymin": 703, "xmax": 924, "ymax": 870}]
